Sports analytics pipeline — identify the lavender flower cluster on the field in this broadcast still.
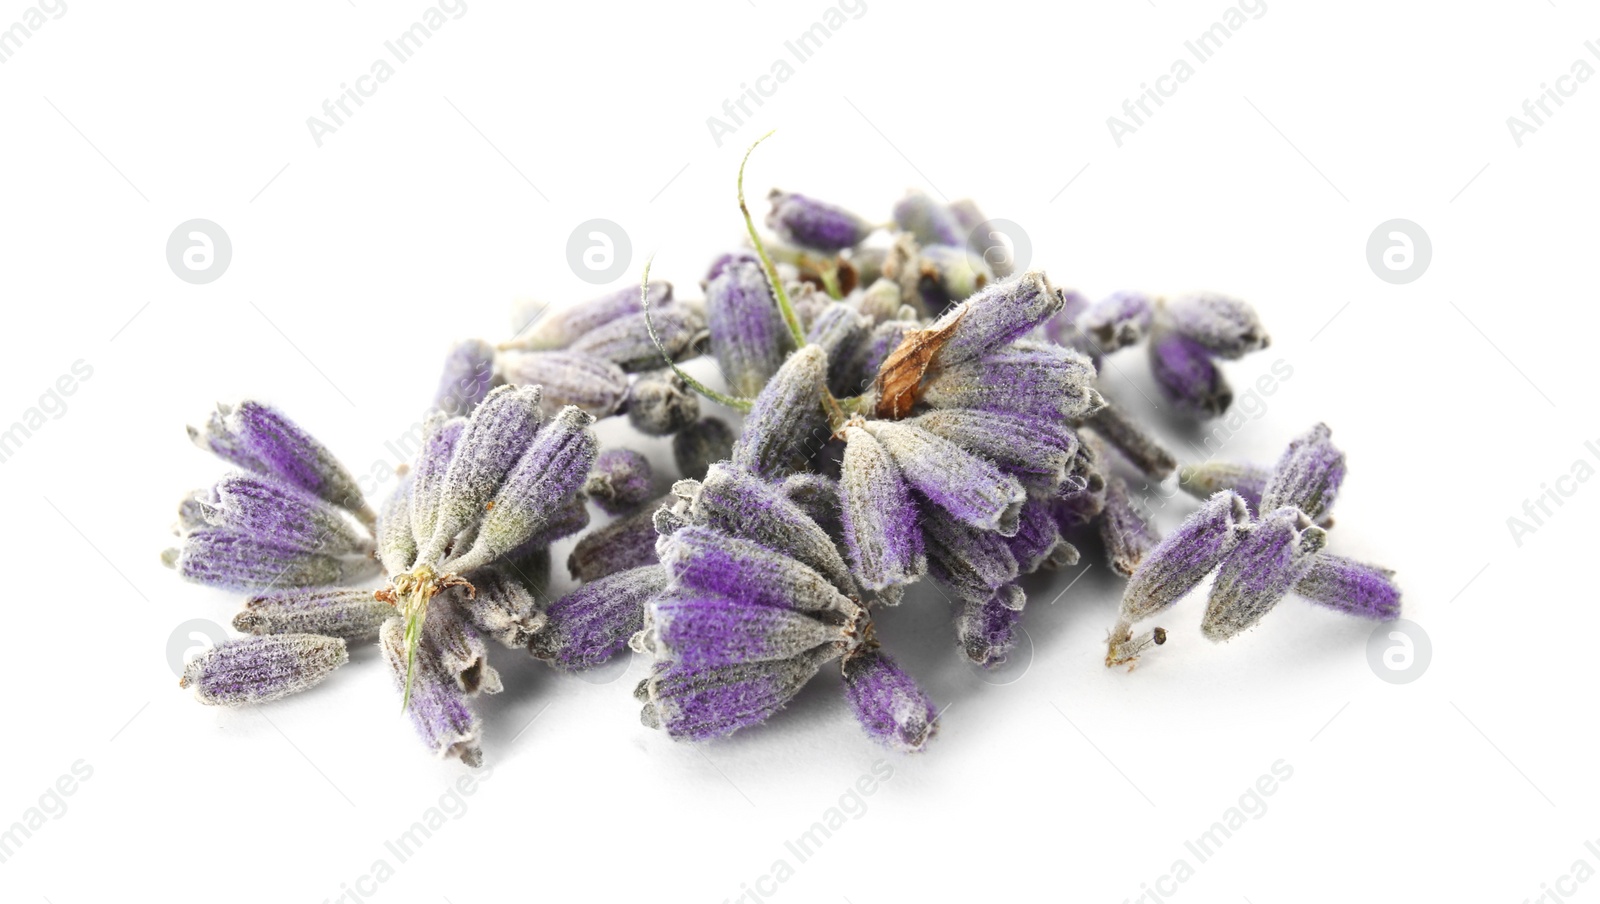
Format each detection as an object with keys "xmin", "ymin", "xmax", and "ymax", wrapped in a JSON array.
[{"xmin": 163, "ymin": 138, "xmax": 1401, "ymax": 765}]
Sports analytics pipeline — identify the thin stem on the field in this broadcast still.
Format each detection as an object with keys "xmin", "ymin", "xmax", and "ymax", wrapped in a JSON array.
[
  {"xmin": 738, "ymin": 130, "xmax": 807, "ymax": 349},
  {"xmin": 639, "ymin": 257, "xmax": 753, "ymax": 413}
]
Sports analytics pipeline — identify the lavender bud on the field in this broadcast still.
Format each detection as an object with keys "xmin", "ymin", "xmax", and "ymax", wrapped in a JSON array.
[
  {"xmin": 957, "ymin": 584, "xmax": 1027, "ymax": 668},
  {"xmin": 1148, "ymin": 329, "xmax": 1232, "ymax": 419},
  {"xmin": 921, "ymin": 342, "xmax": 1103, "ymax": 423},
  {"xmin": 511, "ymin": 281, "xmax": 673, "ymax": 351},
  {"xmin": 433, "ymin": 339, "xmax": 497, "ymax": 416},
  {"xmin": 567, "ymin": 497, "xmax": 665, "ymax": 582},
  {"xmin": 659, "ymin": 525, "xmax": 856, "ymax": 615},
  {"xmin": 189, "ymin": 401, "xmax": 375, "ymax": 529},
  {"xmin": 499, "ymin": 350, "xmax": 630, "ymax": 417},
  {"xmin": 861, "ymin": 420, "xmax": 1025, "ymax": 535},
  {"xmin": 641, "ymin": 589, "xmax": 845, "ymax": 667},
  {"xmin": 420, "ymin": 602, "xmax": 503, "ymax": 695},
  {"xmin": 1260, "ymin": 424, "xmax": 1346, "ymax": 523},
  {"xmin": 929, "ymin": 271, "xmax": 1062, "ymax": 369},
  {"xmin": 167, "ymin": 528, "xmax": 379, "ymax": 591},
  {"xmin": 780, "ymin": 472, "xmax": 842, "ymax": 538},
  {"xmin": 452, "ymin": 565, "xmax": 545, "ymax": 650},
  {"xmin": 1293, "ymin": 554, "xmax": 1401, "ymax": 621},
  {"xmin": 1084, "ymin": 403, "xmax": 1176, "ymax": 480},
  {"xmin": 234, "ymin": 588, "xmax": 395, "ymax": 641},
  {"xmin": 707, "ymin": 260, "xmax": 796, "ymax": 397},
  {"xmin": 636, "ymin": 646, "xmax": 835, "ymax": 741},
  {"xmin": 1041, "ymin": 287, "xmax": 1093, "ymax": 351},
  {"xmin": 408, "ymin": 415, "xmax": 466, "ymax": 554},
  {"xmin": 1164, "ymin": 293, "xmax": 1269, "ymax": 360},
  {"xmin": 672, "ymin": 417, "xmax": 735, "ymax": 482},
  {"xmin": 569, "ymin": 305, "xmax": 707, "ymax": 373},
  {"xmin": 892, "ymin": 189, "xmax": 964, "ymax": 247},
  {"xmin": 377, "ymin": 475, "xmax": 417, "ymax": 575},
  {"xmin": 840, "ymin": 425, "xmax": 926, "ymax": 592},
  {"xmin": 731, "ymin": 346, "xmax": 829, "ymax": 480},
  {"xmin": 910, "ymin": 408, "xmax": 1078, "ymax": 492},
  {"xmin": 842, "ymin": 650, "xmax": 939, "ymax": 753},
  {"xmin": 766, "ymin": 189, "xmax": 874, "ymax": 252},
  {"xmin": 1098, "ymin": 476, "xmax": 1160, "ymax": 578},
  {"xmin": 1119, "ymin": 491, "xmax": 1250, "ymax": 623},
  {"xmin": 1007, "ymin": 497, "xmax": 1079, "ymax": 573},
  {"xmin": 180, "ymin": 634, "xmax": 347, "ymax": 706},
  {"xmin": 679, "ymin": 466, "xmax": 858, "ymax": 595},
  {"xmin": 1178, "ymin": 461, "xmax": 1269, "ymax": 513},
  {"xmin": 533, "ymin": 565, "xmax": 667, "ymax": 670},
  {"xmin": 420, "ymin": 384, "xmax": 543, "ymax": 564},
  {"xmin": 584, "ymin": 448, "xmax": 655, "ymax": 516},
  {"xmin": 1081, "ymin": 291, "xmax": 1154, "ymax": 353},
  {"xmin": 923, "ymin": 510, "xmax": 1020, "ymax": 603},
  {"xmin": 806, "ymin": 303, "xmax": 872, "ymax": 393},
  {"xmin": 379, "ymin": 617, "xmax": 484, "ymax": 766},
  {"xmin": 1202, "ymin": 507, "xmax": 1327, "ymax": 640},
  {"xmin": 197, "ymin": 473, "xmax": 369, "ymax": 556},
  {"xmin": 626, "ymin": 368, "xmax": 700, "ymax": 436},
  {"xmin": 449, "ymin": 406, "xmax": 597, "ymax": 572}
]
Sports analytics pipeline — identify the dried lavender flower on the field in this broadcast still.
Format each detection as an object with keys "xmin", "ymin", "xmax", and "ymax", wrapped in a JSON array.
[
  {"xmin": 1098, "ymin": 475, "xmax": 1160, "ymax": 578},
  {"xmin": 780, "ymin": 472, "xmax": 843, "ymax": 540},
  {"xmin": 672, "ymin": 417, "xmax": 735, "ymax": 481},
  {"xmin": 1201, "ymin": 507, "xmax": 1327, "ymax": 641},
  {"xmin": 569, "ymin": 305, "xmax": 707, "ymax": 373},
  {"xmin": 509, "ymin": 280, "xmax": 673, "ymax": 351},
  {"xmin": 707, "ymin": 259, "xmax": 796, "ymax": 397},
  {"xmin": 567, "ymin": 497, "xmax": 666, "ymax": 582},
  {"xmin": 949, "ymin": 198, "xmax": 1013, "ymax": 279},
  {"xmin": 892, "ymin": 189, "xmax": 964, "ymax": 247},
  {"xmin": 658, "ymin": 525, "xmax": 857, "ymax": 615},
  {"xmin": 532, "ymin": 565, "xmax": 668, "ymax": 670},
  {"xmin": 408, "ymin": 415, "xmax": 466, "ymax": 553},
  {"xmin": 499, "ymin": 350, "xmax": 629, "ymax": 417},
  {"xmin": 189, "ymin": 401, "xmax": 376, "ymax": 529},
  {"xmin": 917, "ymin": 244, "xmax": 992, "ymax": 303},
  {"xmin": 1148, "ymin": 328, "xmax": 1232, "ymax": 419},
  {"xmin": 1007, "ymin": 497, "xmax": 1080, "ymax": 573},
  {"xmin": 584, "ymin": 448, "xmax": 655, "ymax": 516},
  {"xmin": 641, "ymin": 589, "xmax": 846, "ymax": 668},
  {"xmin": 233, "ymin": 588, "xmax": 395, "ymax": 641},
  {"xmin": 635, "ymin": 646, "xmax": 835, "ymax": 742},
  {"xmin": 842, "ymin": 650, "xmax": 939, "ymax": 753},
  {"xmin": 194, "ymin": 473, "xmax": 370, "ymax": 556},
  {"xmin": 957, "ymin": 584, "xmax": 1027, "ymax": 668},
  {"xmin": 166, "ymin": 528, "xmax": 380, "ymax": 591},
  {"xmin": 433, "ymin": 339, "xmax": 497, "ymax": 416},
  {"xmin": 861, "ymin": 420, "xmax": 1025, "ymax": 536},
  {"xmin": 1164, "ymin": 293, "xmax": 1269, "ymax": 360},
  {"xmin": 1293, "ymin": 554, "xmax": 1402, "ymax": 621},
  {"xmin": 625, "ymin": 368, "xmax": 700, "ymax": 436},
  {"xmin": 1085, "ymin": 402, "xmax": 1177, "ymax": 480},
  {"xmin": 766, "ymin": 189, "xmax": 874, "ymax": 252},
  {"xmin": 921, "ymin": 342, "xmax": 1103, "ymax": 423},
  {"xmin": 839, "ymin": 425, "xmax": 926, "ymax": 592},
  {"xmin": 379, "ymin": 617, "xmax": 485, "ymax": 766},
  {"xmin": 180, "ymin": 634, "xmax": 348, "ymax": 706},
  {"xmin": 1117, "ymin": 491, "xmax": 1250, "ymax": 625},
  {"xmin": 1178, "ymin": 461, "xmax": 1270, "ymax": 512},
  {"xmin": 731, "ymin": 345, "xmax": 829, "ymax": 480},
  {"xmin": 451, "ymin": 565, "xmax": 545, "ymax": 650},
  {"xmin": 928, "ymin": 271, "xmax": 1061, "ymax": 369},
  {"xmin": 1259, "ymin": 423, "xmax": 1346, "ymax": 523},
  {"xmin": 1081, "ymin": 291, "xmax": 1154, "ymax": 353},
  {"xmin": 910, "ymin": 408, "xmax": 1078, "ymax": 493},
  {"xmin": 806, "ymin": 303, "xmax": 872, "ymax": 394},
  {"xmin": 922, "ymin": 510, "xmax": 1020, "ymax": 603},
  {"xmin": 418, "ymin": 384, "xmax": 543, "ymax": 564}
]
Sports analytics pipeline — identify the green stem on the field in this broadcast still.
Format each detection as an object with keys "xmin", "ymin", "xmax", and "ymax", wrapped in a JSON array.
[
  {"xmin": 738, "ymin": 130, "xmax": 807, "ymax": 350},
  {"xmin": 640, "ymin": 258, "xmax": 753, "ymax": 413}
]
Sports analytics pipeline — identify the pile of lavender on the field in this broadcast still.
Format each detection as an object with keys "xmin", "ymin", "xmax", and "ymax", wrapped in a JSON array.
[{"xmin": 164, "ymin": 137, "xmax": 1401, "ymax": 765}]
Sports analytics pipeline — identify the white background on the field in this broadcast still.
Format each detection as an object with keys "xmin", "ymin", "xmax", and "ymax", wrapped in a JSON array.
[{"xmin": 1, "ymin": 2, "xmax": 1595, "ymax": 902}]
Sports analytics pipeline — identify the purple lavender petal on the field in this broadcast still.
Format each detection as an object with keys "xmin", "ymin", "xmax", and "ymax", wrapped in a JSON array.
[
  {"xmin": 197, "ymin": 473, "xmax": 369, "ymax": 556},
  {"xmin": 1259, "ymin": 423, "xmax": 1346, "ymax": 523},
  {"xmin": 1148, "ymin": 330, "xmax": 1232, "ymax": 419},
  {"xmin": 1098, "ymin": 475, "xmax": 1161, "ymax": 578},
  {"xmin": 927, "ymin": 271, "xmax": 1063, "ymax": 369},
  {"xmin": 513, "ymin": 280, "xmax": 673, "ymax": 351},
  {"xmin": 922, "ymin": 508, "xmax": 1020, "ymax": 603},
  {"xmin": 408, "ymin": 416, "xmax": 466, "ymax": 553},
  {"xmin": 233, "ymin": 588, "xmax": 394, "ymax": 641},
  {"xmin": 730, "ymin": 346, "xmax": 830, "ymax": 480},
  {"xmin": 584, "ymin": 448, "xmax": 655, "ymax": 516},
  {"xmin": 910, "ymin": 408, "xmax": 1078, "ymax": 491},
  {"xmin": 1203, "ymin": 507, "xmax": 1326, "ymax": 640},
  {"xmin": 190, "ymin": 401, "xmax": 375, "ymax": 529},
  {"xmin": 1119, "ymin": 491, "xmax": 1250, "ymax": 623},
  {"xmin": 839, "ymin": 426, "xmax": 926, "ymax": 592},
  {"xmin": 379, "ymin": 617, "xmax": 485, "ymax": 765},
  {"xmin": 806, "ymin": 303, "xmax": 872, "ymax": 395},
  {"xmin": 842, "ymin": 650, "xmax": 939, "ymax": 752},
  {"xmin": 923, "ymin": 341, "xmax": 1104, "ymax": 423},
  {"xmin": 180, "ymin": 634, "xmax": 347, "ymax": 706},
  {"xmin": 433, "ymin": 339, "xmax": 497, "ymax": 416},
  {"xmin": 1007, "ymin": 496, "xmax": 1079, "ymax": 574},
  {"xmin": 167, "ymin": 527, "xmax": 379, "ymax": 591},
  {"xmin": 767, "ymin": 189, "xmax": 874, "ymax": 252},
  {"xmin": 421, "ymin": 601, "xmax": 503, "ymax": 695},
  {"xmin": 956, "ymin": 584, "xmax": 1027, "ymax": 668},
  {"xmin": 499, "ymin": 350, "xmax": 630, "ymax": 417},
  {"xmin": 532, "ymin": 565, "xmax": 667, "ymax": 670},
  {"xmin": 567, "ymin": 496, "xmax": 667, "ymax": 582},
  {"xmin": 1179, "ymin": 461, "xmax": 1269, "ymax": 514},
  {"xmin": 686, "ymin": 465, "xmax": 858, "ymax": 595},
  {"xmin": 1293, "ymin": 554, "xmax": 1401, "ymax": 621},
  {"xmin": 637, "ymin": 647, "xmax": 834, "ymax": 741},
  {"xmin": 645, "ymin": 589, "xmax": 843, "ymax": 667},
  {"xmin": 569, "ymin": 305, "xmax": 707, "ymax": 373},
  {"xmin": 861, "ymin": 420, "xmax": 1025, "ymax": 535},
  {"xmin": 1165, "ymin": 293, "xmax": 1269, "ymax": 360},
  {"xmin": 707, "ymin": 260, "xmax": 796, "ymax": 397}
]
